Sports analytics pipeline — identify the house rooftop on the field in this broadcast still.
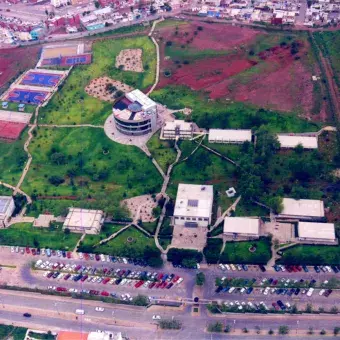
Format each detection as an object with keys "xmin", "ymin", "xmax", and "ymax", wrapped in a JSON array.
[
  {"xmin": 63, "ymin": 208, "xmax": 103, "ymax": 229},
  {"xmin": 277, "ymin": 134, "xmax": 318, "ymax": 149},
  {"xmin": 223, "ymin": 217, "xmax": 259, "ymax": 235},
  {"xmin": 281, "ymin": 198, "xmax": 324, "ymax": 218},
  {"xmin": 0, "ymin": 196, "xmax": 13, "ymax": 214},
  {"xmin": 298, "ymin": 222, "xmax": 335, "ymax": 240}
]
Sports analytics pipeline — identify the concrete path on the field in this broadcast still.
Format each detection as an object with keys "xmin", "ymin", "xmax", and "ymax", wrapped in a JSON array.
[
  {"xmin": 73, "ymin": 233, "xmax": 86, "ymax": 253},
  {"xmin": 211, "ymin": 196, "xmax": 241, "ymax": 230},
  {"xmin": 95, "ymin": 223, "xmax": 132, "ymax": 247},
  {"xmin": 7, "ymin": 216, "xmax": 35, "ymax": 226},
  {"xmin": 267, "ymin": 241, "xmax": 298, "ymax": 267},
  {"xmin": 0, "ymin": 181, "xmax": 32, "ymax": 204},
  {"xmin": 37, "ymin": 124, "xmax": 103, "ymax": 129}
]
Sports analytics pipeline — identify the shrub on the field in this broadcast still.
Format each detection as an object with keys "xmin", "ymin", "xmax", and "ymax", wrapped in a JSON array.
[
  {"xmin": 195, "ymin": 272, "xmax": 205, "ymax": 286},
  {"xmin": 207, "ymin": 322, "xmax": 223, "ymax": 333}
]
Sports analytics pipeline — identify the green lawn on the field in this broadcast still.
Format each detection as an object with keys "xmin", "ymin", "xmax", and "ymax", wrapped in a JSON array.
[
  {"xmin": 39, "ymin": 36, "xmax": 156, "ymax": 125},
  {"xmin": 0, "ymin": 130, "xmax": 28, "ymax": 186},
  {"xmin": 0, "ymin": 223, "xmax": 80, "ymax": 250},
  {"xmin": 94, "ymin": 226, "xmax": 157, "ymax": 258},
  {"xmin": 204, "ymin": 142, "xmax": 244, "ymax": 162},
  {"xmin": 91, "ymin": 23, "xmax": 149, "ymax": 38},
  {"xmin": 234, "ymin": 200, "xmax": 269, "ymax": 217},
  {"xmin": 3, "ymin": 102, "xmax": 36, "ymax": 114},
  {"xmin": 151, "ymin": 86, "xmax": 320, "ymax": 133},
  {"xmin": 22, "ymin": 127, "xmax": 162, "ymax": 216},
  {"xmin": 140, "ymin": 219, "xmax": 159, "ymax": 235},
  {"xmin": 278, "ymin": 244, "xmax": 340, "ymax": 265},
  {"xmin": 0, "ymin": 324, "xmax": 27, "ymax": 340},
  {"xmin": 220, "ymin": 238, "xmax": 272, "ymax": 264},
  {"xmin": 147, "ymin": 132, "xmax": 177, "ymax": 172}
]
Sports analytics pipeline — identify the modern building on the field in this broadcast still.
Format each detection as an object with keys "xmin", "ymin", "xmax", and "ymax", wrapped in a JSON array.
[
  {"xmin": 297, "ymin": 222, "xmax": 337, "ymax": 244},
  {"xmin": 113, "ymin": 89, "xmax": 157, "ymax": 136},
  {"xmin": 278, "ymin": 198, "xmax": 325, "ymax": 221},
  {"xmin": 57, "ymin": 331, "xmax": 122, "ymax": 340},
  {"xmin": 63, "ymin": 208, "xmax": 104, "ymax": 234},
  {"xmin": 0, "ymin": 196, "xmax": 15, "ymax": 228},
  {"xmin": 161, "ymin": 120, "xmax": 193, "ymax": 140},
  {"xmin": 277, "ymin": 134, "xmax": 318, "ymax": 149},
  {"xmin": 208, "ymin": 129, "xmax": 252, "ymax": 144},
  {"xmin": 223, "ymin": 217, "xmax": 260, "ymax": 239},
  {"xmin": 173, "ymin": 184, "xmax": 214, "ymax": 228},
  {"xmin": 51, "ymin": 0, "xmax": 68, "ymax": 7}
]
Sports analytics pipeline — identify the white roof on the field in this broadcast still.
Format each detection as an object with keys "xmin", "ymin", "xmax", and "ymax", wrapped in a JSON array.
[
  {"xmin": 209, "ymin": 129, "xmax": 252, "ymax": 142},
  {"xmin": 277, "ymin": 134, "xmax": 318, "ymax": 149},
  {"xmin": 126, "ymin": 89, "xmax": 156, "ymax": 112},
  {"xmin": 223, "ymin": 217, "xmax": 259, "ymax": 235},
  {"xmin": 164, "ymin": 120, "xmax": 192, "ymax": 131},
  {"xmin": 0, "ymin": 196, "xmax": 13, "ymax": 214},
  {"xmin": 174, "ymin": 184, "xmax": 213, "ymax": 218},
  {"xmin": 298, "ymin": 222, "xmax": 335, "ymax": 240},
  {"xmin": 64, "ymin": 208, "xmax": 103, "ymax": 229},
  {"xmin": 281, "ymin": 198, "xmax": 324, "ymax": 217}
]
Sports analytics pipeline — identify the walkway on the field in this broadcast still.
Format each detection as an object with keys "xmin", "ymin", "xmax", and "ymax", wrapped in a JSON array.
[
  {"xmin": 267, "ymin": 242, "xmax": 298, "ymax": 267},
  {"xmin": 37, "ymin": 124, "xmax": 103, "ymax": 129},
  {"xmin": 211, "ymin": 196, "xmax": 242, "ymax": 230},
  {"xmin": 197, "ymin": 141, "xmax": 237, "ymax": 166},
  {"xmin": 95, "ymin": 223, "xmax": 132, "ymax": 247},
  {"xmin": 0, "ymin": 181, "xmax": 32, "ymax": 204}
]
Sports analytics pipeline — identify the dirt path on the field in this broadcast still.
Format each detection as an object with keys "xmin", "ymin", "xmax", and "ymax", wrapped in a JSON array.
[{"xmin": 37, "ymin": 124, "xmax": 104, "ymax": 129}]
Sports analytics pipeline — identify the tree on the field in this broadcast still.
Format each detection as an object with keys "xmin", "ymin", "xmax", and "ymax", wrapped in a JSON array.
[
  {"xmin": 330, "ymin": 306, "xmax": 338, "ymax": 314},
  {"xmin": 308, "ymin": 327, "xmax": 314, "ymax": 335},
  {"xmin": 268, "ymin": 329, "xmax": 274, "ymax": 335},
  {"xmin": 290, "ymin": 304, "xmax": 298, "ymax": 314},
  {"xmin": 50, "ymin": 152, "xmax": 66, "ymax": 165},
  {"xmin": 94, "ymin": 0, "xmax": 100, "ymax": 8},
  {"xmin": 159, "ymin": 319, "xmax": 182, "ymax": 330},
  {"xmin": 255, "ymin": 326, "xmax": 261, "ymax": 334},
  {"xmin": 320, "ymin": 329, "xmax": 326, "ymax": 335},
  {"xmin": 182, "ymin": 258, "xmax": 197, "ymax": 268},
  {"xmin": 207, "ymin": 322, "xmax": 223, "ymax": 333},
  {"xmin": 195, "ymin": 272, "xmax": 205, "ymax": 286},
  {"xmin": 64, "ymin": 228, "xmax": 71, "ymax": 235},
  {"xmin": 278, "ymin": 325, "xmax": 289, "ymax": 335},
  {"xmin": 48, "ymin": 176, "xmax": 65, "ymax": 186},
  {"xmin": 132, "ymin": 295, "xmax": 148, "ymax": 306},
  {"xmin": 224, "ymin": 325, "xmax": 231, "ymax": 333},
  {"xmin": 305, "ymin": 303, "xmax": 313, "ymax": 313},
  {"xmin": 334, "ymin": 327, "xmax": 340, "ymax": 335},
  {"xmin": 166, "ymin": 41, "xmax": 172, "ymax": 46},
  {"xmin": 294, "ymin": 143, "xmax": 304, "ymax": 154},
  {"xmin": 242, "ymin": 328, "xmax": 248, "ymax": 333}
]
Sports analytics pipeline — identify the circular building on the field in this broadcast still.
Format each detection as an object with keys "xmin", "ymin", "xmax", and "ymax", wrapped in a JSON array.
[{"xmin": 113, "ymin": 89, "xmax": 157, "ymax": 136}]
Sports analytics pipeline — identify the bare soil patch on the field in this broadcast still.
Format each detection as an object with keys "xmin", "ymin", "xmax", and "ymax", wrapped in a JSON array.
[
  {"xmin": 122, "ymin": 194, "xmax": 157, "ymax": 222},
  {"xmin": 115, "ymin": 48, "xmax": 144, "ymax": 72},
  {"xmin": 85, "ymin": 76, "xmax": 133, "ymax": 102}
]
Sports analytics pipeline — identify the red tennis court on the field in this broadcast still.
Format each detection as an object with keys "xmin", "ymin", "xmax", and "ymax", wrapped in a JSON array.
[{"xmin": 0, "ymin": 120, "xmax": 27, "ymax": 140}]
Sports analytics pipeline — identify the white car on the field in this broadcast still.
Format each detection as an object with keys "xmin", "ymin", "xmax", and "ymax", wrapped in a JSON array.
[
  {"xmin": 228, "ymin": 287, "xmax": 235, "ymax": 294},
  {"xmin": 41, "ymin": 249, "xmax": 46, "ymax": 256},
  {"xmin": 307, "ymin": 288, "xmax": 314, "ymax": 297},
  {"xmin": 224, "ymin": 264, "xmax": 230, "ymax": 271},
  {"xmin": 78, "ymin": 253, "xmax": 83, "ymax": 259},
  {"xmin": 152, "ymin": 315, "xmax": 161, "ymax": 320},
  {"xmin": 95, "ymin": 307, "xmax": 105, "ymax": 312},
  {"xmin": 219, "ymin": 264, "xmax": 225, "ymax": 271},
  {"xmin": 230, "ymin": 264, "xmax": 236, "ymax": 271},
  {"xmin": 10, "ymin": 246, "xmax": 14, "ymax": 253},
  {"xmin": 319, "ymin": 289, "xmax": 325, "ymax": 296}
]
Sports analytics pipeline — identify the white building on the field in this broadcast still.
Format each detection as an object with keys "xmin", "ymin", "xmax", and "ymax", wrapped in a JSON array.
[
  {"xmin": 51, "ymin": 0, "xmax": 68, "ymax": 7},
  {"xmin": 161, "ymin": 120, "xmax": 193, "ymax": 140},
  {"xmin": 223, "ymin": 217, "xmax": 260, "ymax": 239},
  {"xmin": 279, "ymin": 198, "xmax": 325, "ymax": 221},
  {"xmin": 63, "ymin": 208, "xmax": 104, "ymax": 234},
  {"xmin": 0, "ymin": 196, "xmax": 15, "ymax": 228},
  {"xmin": 277, "ymin": 134, "xmax": 318, "ymax": 149},
  {"xmin": 173, "ymin": 184, "xmax": 214, "ymax": 228},
  {"xmin": 208, "ymin": 129, "xmax": 252, "ymax": 144},
  {"xmin": 298, "ymin": 222, "xmax": 337, "ymax": 243}
]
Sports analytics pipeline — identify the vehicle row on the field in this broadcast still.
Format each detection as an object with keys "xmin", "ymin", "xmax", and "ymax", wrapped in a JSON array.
[
  {"xmin": 218, "ymin": 264, "xmax": 265, "ymax": 272},
  {"xmin": 78, "ymin": 253, "xmax": 148, "ymax": 267},
  {"xmin": 273, "ymin": 264, "xmax": 339, "ymax": 274},
  {"xmin": 11, "ymin": 246, "xmax": 72, "ymax": 258},
  {"xmin": 222, "ymin": 300, "xmax": 290, "ymax": 312}
]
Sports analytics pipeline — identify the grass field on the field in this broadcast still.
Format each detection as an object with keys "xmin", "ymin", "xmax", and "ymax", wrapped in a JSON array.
[
  {"xmin": 91, "ymin": 23, "xmax": 149, "ymax": 38},
  {"xmin": 3, "ymin": 102, "xmax": 36, "ymax": 114},
  {"xmin": 278, "ymin": 244, "xmax": 340, "ymax": 265},
  {"xmin": 0, "ymin": 223, "xmax": 80, "ymax": 250},
  {"xmin": 147, "ymin": 132, "xmax": 177, "ymax": 172},
  {"xmin": 0, "ymin": 324, "xmax": 27, "ymax": 340},
  {"xmin": 22, "ymin": 127, "xmax": 162, "ymax": 216},
  {"xmin": 94, "ymin": 226, "xmax": 157, "ymax": 258},
  {"xmin": 313, "ymin": 30, "xmax": 340, "ymax": 88},
  {"xmin": 220, "ymin": 238, "xmax": 272, "ymax": 264},
  {"xmin": 0, "ymin": 130, "xmax": 28, "ymax": 186},
  {"xmin": 151, "ymin": 86, "xmax": 320, "ymax": 133},
  {"xmin": 39, "ymin": 36, "xmax": 156, "ymax": 125}
]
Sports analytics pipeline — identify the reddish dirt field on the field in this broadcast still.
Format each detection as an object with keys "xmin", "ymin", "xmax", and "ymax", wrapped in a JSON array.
[
  {"xmin": 156, "ymin": 21, "xmax": 261, "ymax": 51},
  {"xmin": 0, "ymin": 45, "xmax": 41, "ymax": 89},
  {"xmin": 0, "ymin": 121, "xmax": 27, "ymax": 140}
]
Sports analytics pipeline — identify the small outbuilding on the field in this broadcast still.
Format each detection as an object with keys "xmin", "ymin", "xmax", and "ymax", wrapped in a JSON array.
[
  {"xmin": 208, "ymin": 129, "xmax": 252, "ymax": 144},
  {"xmin": 277, "ymin": 134, "xmax": 318, "ymax": 149},
  {"xmin": 223, "ymin": 217, "xmax": 260, "ymax": 239},
  {"xmin": 161, "ymin": 120, "xmax": 193, "ymax": 140},
  {"xmin": 63, "ymin": 208, "xmax": 104, "ymax": 234},
  {"xmin": 0, "ymin": 196, "xmax": 15, "ymax": 228},
  {"xmin": 298, "ymin": 222, "xmax": 337, "ymax": 244},
  {"xmin": 1, "ymin": 102, "xmax": 8, "ymax": 109}
]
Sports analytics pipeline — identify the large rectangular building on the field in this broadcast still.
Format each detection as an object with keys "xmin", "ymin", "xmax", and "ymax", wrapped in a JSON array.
[
  {"xmin": 63, "ymin": 208, "xmax": 104, "ymax": 234},
  {"xmin": 277, "ymin": 134, "xmax": 318, "ymax": 149},
  {"xmin": 279, "ymin": 198, "xmax": 325, "ymax": 221},
  {"xmin": 162, "ymin": 120, "xmax": 193, "ymax": 140},
  {"xmin": 298, "ymin": 222, "xmax": 336, "ymax": 243},
  {"xmin": 209, "ymin": 129, "xmax": 252, "ymax": 144},
  {"xmin": 223, "ymin": 217, "xmax": 260, "ymax": 239},
  {"xmin": 0, "ymin": 196, "xmax": 15, "ymax": 228},
  {"xmin": 173, "ymin": 184, "xmax": 214, "ymax": 228}
]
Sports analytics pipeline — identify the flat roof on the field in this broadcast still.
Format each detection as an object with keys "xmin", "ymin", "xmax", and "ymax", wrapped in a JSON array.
[
  {"xmin": 223, "ymin": 217, "xmax": 259, "ymax": 235},
  {"xmin": 277, "ymin": 135, "xmax": 318, "ymax": 149},
  {"xmin": 0, "ymin": 196, "xmax": 13, "ymax": 214},
  {"xmin": 164, "ymin": 120, "xmax": 192, "ymax": 131},
  {"xmin": 64, "ymin": 208, "xmax": 103, "ymax": 229},
  {"xmin": 57, "ymin": 331, "xmax": 88, "ymax": 340},
  {"xmin": 298, "ymin": 222, "xmax": 335, "ymax": 240},
  {"xmin": 126, "ymin": 89, "xmax": 156, "ymax": 111},
  {"xmin": 174, "ymin": 183, "xmax": 213, "ymax": 218},
  {"xmin": 281, "ymin": 198, "xmax": 324, "ymax": 217},
  {"xmin": 209, "ymin": 129, "xmax": 252, "ymax": 142}
]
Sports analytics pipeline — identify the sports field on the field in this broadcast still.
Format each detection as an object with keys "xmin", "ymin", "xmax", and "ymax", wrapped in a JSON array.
[
  {"xmin": 0, "ymin": 121, "xmax": 27, "ymax": 140},
  {"xmin": 41, "ymin": 54, "xmax": 92, "ymax": 67},
  {"xmin": 39, "ymin": 36, "xmax": 156, "ymax": 125},
  {"xmin": 6, "ymin": 88, "xmax": 49, "ymax": 105},
  {"xmin": 20, "ymin": 71, "xmax": 63, "ymax": 87}
]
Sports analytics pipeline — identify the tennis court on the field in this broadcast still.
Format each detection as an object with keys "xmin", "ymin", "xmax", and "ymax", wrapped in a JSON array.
[
  {"xmin": 20, "ymin": 71, "xmax": 62, "ymax": 87},
  {"xmin": 41, "ymin": 54, "xmax": 92, "ymax": 67},
  {"xmin": 0, "ymin": 120, "xmax": 26, "ymax": 140},
  {"xmin": 6, "ymin": 88, "xmax": 49, "ymax": 105},
  {"xmin": 43, "ymin": 45, "xmax": 79, "ymax": 59}
]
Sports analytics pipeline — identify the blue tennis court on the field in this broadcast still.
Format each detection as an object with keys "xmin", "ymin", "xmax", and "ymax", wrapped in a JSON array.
[
  {"xmin": 62, "ymin": 54, "xmax": 92, "ymax": 65},
  {"xmin": 7, "ymin": 89, "xmax": 49, "ymax": 105},
  {"xmin": 20, "ymin": 72, "xmax": 62, "ymax": 87}
]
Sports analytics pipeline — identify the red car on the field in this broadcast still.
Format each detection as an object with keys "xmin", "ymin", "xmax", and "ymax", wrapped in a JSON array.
[
  {"xmin": 25, "ymin": 247, "xmax": 30, "ymax": 254},
  {"xmin": 64, "ymin": 274, "xmax": 71, "ymax": 280},
  {"xmin": 31, "ymin": 248, "xmax": 36, "ymax": 255},
  {"xmin": 172, "ymin": 275, "xmax": 180, "ymax": 283},
  {"xmin": 90, "ymin": 290, "xmax": 99, "ymax": 295},
  {"xmin": 156, "ymin": 273, "xmax": 163, "ymax": 281},
  {"xmin": 52, "ymin": 250, "xmax": 56, "ymax": 256},
  {"xmin": 81, "ymin": 275, "xmax": 88, "ymax": 282},
  {"xmin": 47, "ymin": 272, "xmax": 54, "ymax": 278},
  {"xmin": 56, "ymin": 287, "xmax": 67, "ymax": 292},
  {"xmin": 102, "ymin": 278, "xmax": 110, "ymax": 284},
  {"xmin": 272, "ymin": 302, "xmax": 280, "ymax": 311},
  {"xmin": 134, "ymin": 280, "xmax": 144, "ymax": 288},
  {"xmin": 101, "ymin": 291, "xmax": 109, "ymax": 297},
  {"xmin": 148, "ymin": 282, "xmax": 156, "ymax": 289},
  {"xmin": 84, "ymin": 253, "xmax": 90, "ymax": 260},
  {"xmin": 296, "ymin": 265, "xmax": 302, "ymax": 272},
  {"xmin": 272, "ymin": 280, "xmax": 278, "ymax": 286},
  {"xmin": 67, "ymin": 252, "xmax": 72, "ymax": 259},
  {"xmin": 160, "ymin": 282, "xmax": 168, "ymax": 289},
  {"xmin": 75, "ymin": 265, "xmax": 81, "ymax": 271}
]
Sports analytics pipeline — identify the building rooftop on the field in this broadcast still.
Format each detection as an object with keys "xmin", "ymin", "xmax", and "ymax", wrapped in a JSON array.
[
  {"xmin": 57, "ymin": 331, "xmax": 88, "ymax": 340},
  {"xmin": 164, "ymin": 120, "xmax": 192, "ymax": 131},
  {"xmin": 209, "ymin": 129, "xmax": 252, "ymax": 142},
  {"xmin": 281, "ymin": 198, "xmax": 325, "ymax": 217},
  {"xmin": 63, "ymin": 208, "xmax": 103, "ymax": 229},
  {"xmin": 126, "ymin": 89, "xmax": 156, "ymax": 112},
  {"xmin": 277, "ymin": 134, "xmax": 318, "ymax": 149},
  {"xmin": 174, "ymin": 184, "xmax": 213, "ymax": 218},
  {"xmin": 0, "ymin": 196, "xmax": 13, "ymax": 214},
  {"xmin": 223, "ymin": 217, "xmax": 259, "ymax": 235},
  {"xmin": 298, "ymin": 222, "xmax": 335, "ymax": 240}
]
